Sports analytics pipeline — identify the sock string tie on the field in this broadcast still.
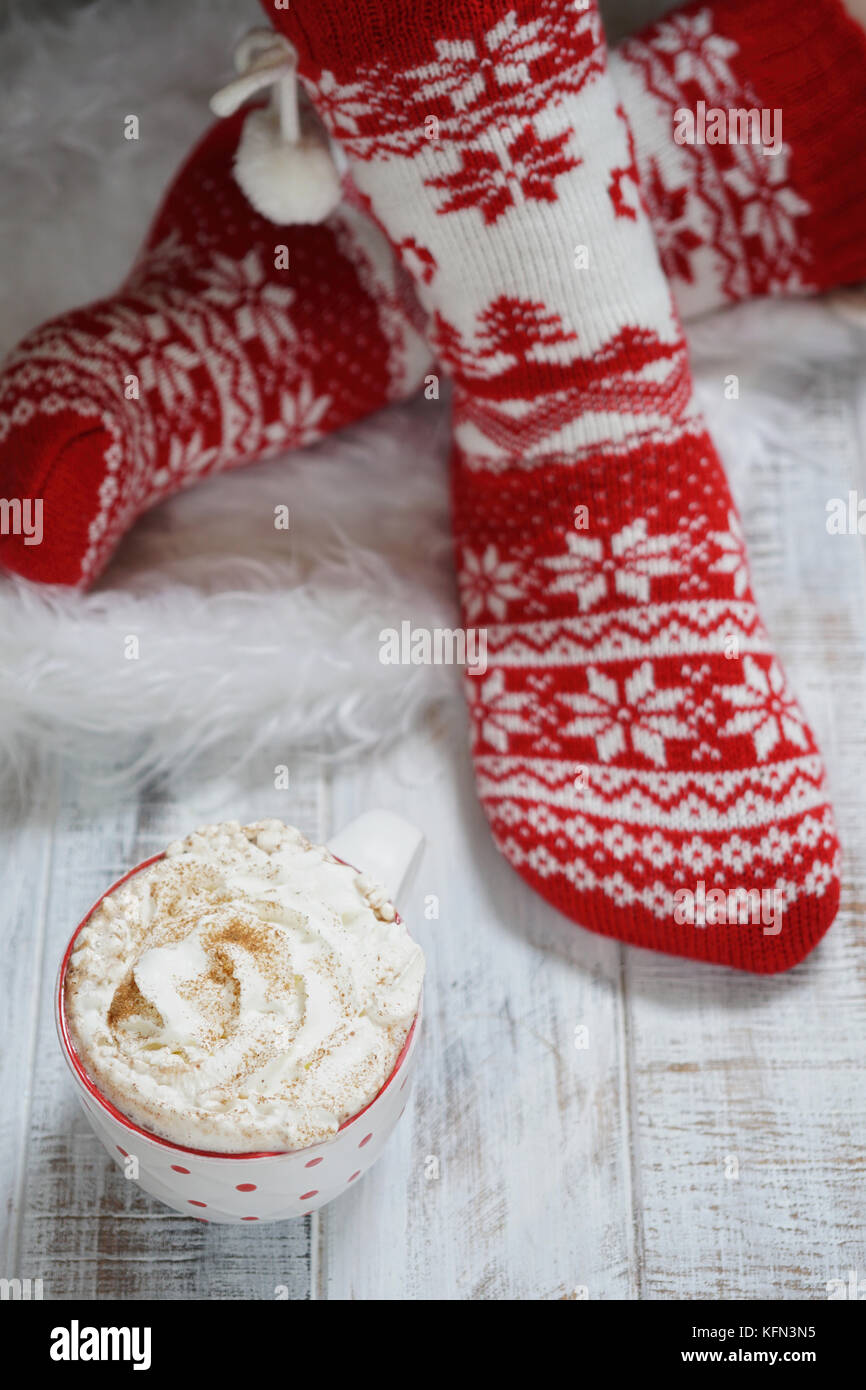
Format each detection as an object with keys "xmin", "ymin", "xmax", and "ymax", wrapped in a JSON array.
[{"xmin": 210, "ymin": 27, "xmax": 342, "ymax": 225}]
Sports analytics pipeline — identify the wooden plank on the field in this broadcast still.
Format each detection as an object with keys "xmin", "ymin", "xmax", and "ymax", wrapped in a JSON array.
[
  {"xmin": 624, "ymin": 357, "xmax": 866, "ymax": 1298},
  {"xmin": 319, "ymin": 738, "xmax": 637, "ymax": 1300},
  {"xmin": 0, "ymin": 770, "xmax": 60, "ymax": 1286},
  {"xmin": 13, "ymin": 761, "xmax": 325, "ymax": 1300}
]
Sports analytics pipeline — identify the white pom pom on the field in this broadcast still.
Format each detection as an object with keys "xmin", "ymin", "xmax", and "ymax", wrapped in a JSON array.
[
  {"xmin": 210, "ymin": 28, "xmax": 343, "ymax": 227},
  {"xmin": 233, "ymin": 105, "xmax": 343, "ymax": 226}
]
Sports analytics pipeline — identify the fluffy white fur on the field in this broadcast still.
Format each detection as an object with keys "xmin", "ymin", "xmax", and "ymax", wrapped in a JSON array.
[{"xmin": 0, "ymin": 0, "xmax": 864, "ymax": 796}]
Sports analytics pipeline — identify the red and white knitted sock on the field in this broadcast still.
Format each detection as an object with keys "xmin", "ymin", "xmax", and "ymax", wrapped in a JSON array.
[
  {"xmin": 273, "ymin": 0, "xmax": 841, "ymax": 971},
  {"xmin": 0, "ymin": 109, "xmax": 428, "ymax": 587},
  {"xmin": 612, "ymin": 0, "xmax": 866, "ymax": 317},
  {"xmin": 3, "ymin": 0, "xmax": 865, "ymax": 589}
]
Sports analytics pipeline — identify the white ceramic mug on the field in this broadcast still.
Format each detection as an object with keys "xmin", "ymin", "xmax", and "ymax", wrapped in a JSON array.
[{"xmin": 56, "ymin": 810, "xmax": 424, "ymax": 1224}]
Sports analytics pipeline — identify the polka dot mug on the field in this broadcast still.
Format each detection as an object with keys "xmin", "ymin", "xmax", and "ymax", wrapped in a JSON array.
[{"xmin": 55, "ymin": 811, "xmax": 424, "ymax": 1223}]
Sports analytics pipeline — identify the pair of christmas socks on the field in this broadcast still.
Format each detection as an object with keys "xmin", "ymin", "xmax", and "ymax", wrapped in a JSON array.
[
  {"xmin": 3, "ymin": 0, "xmax": 864, "ymax": 968},
  {"xmin": 4, "ymin": 0, "xmax": 864, "ymax": 589}
]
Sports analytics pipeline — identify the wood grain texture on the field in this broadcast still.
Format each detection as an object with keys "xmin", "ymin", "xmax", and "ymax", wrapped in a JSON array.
[
  {"xmin": 321, "ymin": 740, "xmax": 637, "ymax": 1300},
  {"xmin": 0, "ymin": 777, "xmax": 59, "ymax": 1282},
  {"xmin": 623, "ymin": 363, "xmax": 866, "ymax": 1300}
]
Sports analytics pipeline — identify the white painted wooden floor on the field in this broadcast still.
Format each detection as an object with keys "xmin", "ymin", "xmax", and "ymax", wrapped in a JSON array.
[{"xmin": 2, "ymin": 343, "xmax": 866, "ymax": 1299}]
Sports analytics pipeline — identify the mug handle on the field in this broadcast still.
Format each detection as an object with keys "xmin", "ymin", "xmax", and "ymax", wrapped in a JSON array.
[{"xmin": 327, "ymin": 810, "xmax": 424, "ymax": 903}]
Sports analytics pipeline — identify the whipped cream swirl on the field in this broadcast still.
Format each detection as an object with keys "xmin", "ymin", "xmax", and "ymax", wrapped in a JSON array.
[{"xmin": 64, "ymin": 820, "xmax": 424, "ymax": 1152}]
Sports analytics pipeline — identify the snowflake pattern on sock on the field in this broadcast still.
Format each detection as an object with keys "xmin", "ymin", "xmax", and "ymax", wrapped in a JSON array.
[
  {"xmin": 275, "ymin": 0, "xmax": 842, "ymax": 969},
  {"xmin": 613, "ymin": 0, "xmax": 866, "ymax": 314},
  {"xmin": 0, "ymin": 111, "xmax": 429, "ymax": 585}
]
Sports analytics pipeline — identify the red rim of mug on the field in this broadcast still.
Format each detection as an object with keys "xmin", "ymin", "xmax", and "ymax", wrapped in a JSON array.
[{"xmin": 56, "ymin": 850, "xmax": 418, "ymax": 1160}]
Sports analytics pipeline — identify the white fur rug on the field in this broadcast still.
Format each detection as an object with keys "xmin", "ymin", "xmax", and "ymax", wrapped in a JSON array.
[{"xmin": 1, "ymin": 0, "xmax": 865, "ymax": 796}]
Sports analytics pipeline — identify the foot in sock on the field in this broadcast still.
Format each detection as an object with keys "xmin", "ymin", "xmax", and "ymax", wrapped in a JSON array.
[
  {"xmin": 3, "ymin": 0, "xmax": 866, "ymax": 586},
  {"xmin": 272, "ymin": 0, "xmax": 841, "ymax": 970},
  {"xmin": 0, "ymin": 108, "xmax": 429, "ymax": 586}
]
